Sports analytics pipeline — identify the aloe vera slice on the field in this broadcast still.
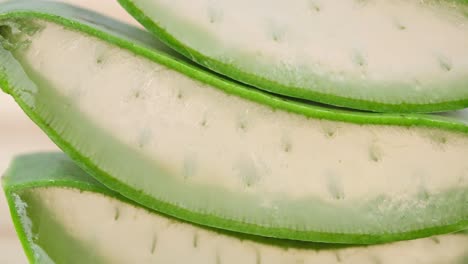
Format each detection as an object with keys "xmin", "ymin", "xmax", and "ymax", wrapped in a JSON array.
[
  {"xmin": 3, "ymin": 152, "xmax": 468, "ymax": 264},
  {"xmin": 118, "ymin": 0, "xmax": 468, "ymax": 113},
  {"xmin": 0, "ymin": 1, "xmax": 467, "ymax": 244}
]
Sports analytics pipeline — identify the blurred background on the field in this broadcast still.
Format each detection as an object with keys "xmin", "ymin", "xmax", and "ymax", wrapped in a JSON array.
[{"xmin": 0, "ymin": 1, "xmax": 140, "ymax": 262}]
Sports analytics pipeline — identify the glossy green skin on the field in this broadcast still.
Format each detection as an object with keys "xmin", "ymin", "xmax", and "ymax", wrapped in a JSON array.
[
  {"xmin": 3, "ymin": 153, "xmax": 468, "ymax": 264},
  {"xmin": 118, "ymin": 0, "xmax": 468, "ymax": 113},
  {"xmin": 0, "ymin": 1, "xmax": 467, "ymax": 244}
]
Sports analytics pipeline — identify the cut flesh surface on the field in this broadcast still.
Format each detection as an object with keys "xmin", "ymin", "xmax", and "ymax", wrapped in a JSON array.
[
  {"xmin": 4, "ymin": 153, "xmax": 468, "ymax": 264},
  {"xmin": 0, "ymin": 1, "xmax": 467, "ymax": 244},
  {"xmin": 118, "ymin": 0, "xmax": 468, "ymax": 113}
]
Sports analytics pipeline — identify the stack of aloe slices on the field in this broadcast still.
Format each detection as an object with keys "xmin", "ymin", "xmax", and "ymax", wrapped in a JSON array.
[{"xmin": 0, "ymin": 0, "xmax": 467, "ymax": 263}]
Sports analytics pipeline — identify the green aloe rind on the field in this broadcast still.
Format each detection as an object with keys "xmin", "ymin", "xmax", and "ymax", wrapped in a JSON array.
[
  {"xmin": 0, "ymin": 1, "xmax": 467, "ymax": 244},
  {"xmin": 3, "ymin": 153, "xmax": 468, "ymax": 264},
  {"xmin": 118, "ymin": 0, "xmax": 468, "ymax": 113}
]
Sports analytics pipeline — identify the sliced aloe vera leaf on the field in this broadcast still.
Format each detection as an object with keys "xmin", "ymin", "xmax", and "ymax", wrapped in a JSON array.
[
  {"xmin": 0, "ymin": 2, "xmax": 467, "ymax": 244},
  {"xmin": 118, "ymin": 0, "xmax": 468, "ymax": 113},
  {"xmin": 3, "ymin": 153, "xmax": 468, "ymax": 264}
]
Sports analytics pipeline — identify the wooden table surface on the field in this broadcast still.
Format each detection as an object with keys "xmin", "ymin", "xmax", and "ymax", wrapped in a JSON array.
[{"xmin": 0, "ymin": 1, "xmax": 139, "ymax": 262}]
